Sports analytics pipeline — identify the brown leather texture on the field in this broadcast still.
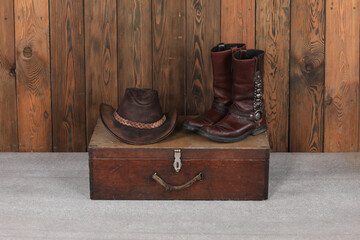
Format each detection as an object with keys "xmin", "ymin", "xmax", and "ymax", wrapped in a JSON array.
[
  {"xmin": 201, "ymin": 114, "xmax": 256, "ymax": 138},
  {"xmin": 200, "ymin": 49, "xmax": 266, "ymax": 141},
  {"xmin": 184, "ymin": 43, "xmax": 245, "ymax": 130},
  {"xmin": 184, "ymin": 108, "xmax": 227, "ymax": 129},
  {"xmin": 117, "ymin": 88, "xmax": 163, "ymax": 123},
  {"xmin": 211, "ymin": 48, "xmax": 235, "ymax": 104},
  {"xmin": 100, "ymin": 88, "xmax": 177, "ymax": 145}
]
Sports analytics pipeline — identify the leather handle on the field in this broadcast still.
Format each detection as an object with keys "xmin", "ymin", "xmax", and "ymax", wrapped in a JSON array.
[{"xmin": 152, "ymin": 173, "xmax": 203, "ymax": 191}]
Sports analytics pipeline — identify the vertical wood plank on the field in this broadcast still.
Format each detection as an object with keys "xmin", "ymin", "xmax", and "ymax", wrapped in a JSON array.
[
  {"xmin": 152, "ymin": 0, "xmax": 186, "ymax": 114},
  {"xmin": 50, "ymin": 0, "xmax": 86, "ymax": 152},
  {"xmin": 324, "ymin": 0, "xmax": 359, "ymax": 152},
  {"xmin": 289, "ymin": 0, "xmax": 325, "ymax": 152},
  {"xmin": 0, "ymin": 0, "xmax": 18, "ymax": 151},
  {"xmin": 186, "ymin": 0, "xmax": 221, "ymax": 115},
  {"xmin": 256, "ymin": 0, "xmax": 290, "ymax": 152},
  {"xmin": 85, "ymin": 0, "xmax": 118, "ymax": 144},
  {"xmin": 117, "ymin": 0, "xmax": 152, "ymax": 102},
  {"xmin": 221, "ymin": 0, "xmax": 255, "ymax": 48},
  {"xmin": 15, "ymin": 0, "xmax": 52, "ymax": 152}
]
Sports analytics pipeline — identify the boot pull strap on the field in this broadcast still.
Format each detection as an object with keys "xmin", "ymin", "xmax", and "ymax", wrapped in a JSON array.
[
  {"xmin": 217, "ymin": 43, "xmax": 225, "ymax": 51},
  {"xmin": 254, "ymin": 55, "xmax": 260, "ymax": 72},
  {"xmin": 231, "ymin": 50, "xmax": 247, "ymax": 72},
  {"xmin": 231, "ymin": 47, "xmax": 239, "ymax": 54}
]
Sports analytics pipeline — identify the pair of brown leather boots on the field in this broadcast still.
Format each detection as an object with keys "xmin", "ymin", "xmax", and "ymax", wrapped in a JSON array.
[{"xmin": 183, "ymin": 43, "xmax": 266, "ymax": 143}]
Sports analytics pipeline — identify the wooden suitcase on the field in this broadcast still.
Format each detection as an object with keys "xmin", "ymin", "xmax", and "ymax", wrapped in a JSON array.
[{"xmin": 89, "ymin": 118, "xmax": 270, "ymax": 200}]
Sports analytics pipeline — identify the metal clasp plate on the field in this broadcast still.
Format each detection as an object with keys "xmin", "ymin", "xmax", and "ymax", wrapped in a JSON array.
[{"xmin": 173, "ymin": 149, "xmax": 182, "ymax": 172}]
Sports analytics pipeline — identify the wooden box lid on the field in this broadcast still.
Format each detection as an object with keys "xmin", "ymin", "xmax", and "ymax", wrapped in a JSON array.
[{"xmin": 89, "ymin": 118, "xmax": 270, "ymax": 159}]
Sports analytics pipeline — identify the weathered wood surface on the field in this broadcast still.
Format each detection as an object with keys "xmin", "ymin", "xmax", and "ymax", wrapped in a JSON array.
[
  {"xmin": 256, "ymin": 0, "xmax": 290, "ymax": 152},
  {"xmin": 0, "ymin": 0, "xmax": 18, "ymax": 151},
  {"xmin": 88, "ymin": 118, "xmax": 270, "ymax": 151},
  {"xmin": 85, "ymin": 0, "xmax": 118, "ymax": 144},
  {"xmin": 50, "ymin": 0, "xmax": 86, "ymax": 152},
  {"xmin": 90, "ymin": 158, "xmax": 268, "ymax": 200},
  {"xmin": 221, "ymin": 0, "xmax": 256, "ymax": 48},
  {"xmin": 15, "ymin": 0, "xmax": 52, "ymax": 152},
  {"xmin": 117, "ymin": 0, "xmax": 152, "ymax": 102},
  {"xmin": 89, "ymin": 118, "xmax": 269, "ymax": 200},
  {"xmin": 186, "ymin": 0, "xmax": 221, "ymax": 115},
  {"xmin": 152, "ymin": 0, "xmax": 186, "ymax": 115},
  {"xmin": 324, "ymin": 0, "xmax": 359, "ymax": 152},
  {"xmin": 289, "ymin": 0, "xmax": 325, "ymax": 152}
]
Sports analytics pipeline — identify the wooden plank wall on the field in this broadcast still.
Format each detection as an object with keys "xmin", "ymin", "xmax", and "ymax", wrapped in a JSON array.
[
  {"xmin": 0, "ymin": 0, "xmax": 18, "ymax": 151},
  {"xmin": 84, "ymin": 0, "xmax": 118, "ymax": 145},
  {"xmin": 0, "ymin": 0, "xmax": 359, "ymax": 152},
  {"xmin": 50, "ymin": 0, "xmax": 86, "ymax": 152},
  {"xmin": 15, "ymin": 0, "xmax": 52, "ymax": 151},
  {"xmin": 187, "ymin": 0, "xmax": 221, "ymax": 114},
  {"xmin": 256, "ymin": 0, "xmax": 290, "ymax": 152},
  {"xmin": 324, "ymin": 0, "xmax": 360, "ymax": 152},
  {"xmin": 290, "ymin": 0, "xmax": 325, "ymax": 152}
]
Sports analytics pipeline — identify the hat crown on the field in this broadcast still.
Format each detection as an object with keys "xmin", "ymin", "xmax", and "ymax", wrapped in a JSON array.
[{"xmin": 117, "ymin": 88, "xmax": 163, "ymax": 123}]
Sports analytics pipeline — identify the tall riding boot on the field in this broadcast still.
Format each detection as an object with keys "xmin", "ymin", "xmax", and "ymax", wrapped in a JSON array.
[
  {"xmin": 198, "ymin": 49, "xmax": 266, "ymax": 142},
  {"xmin": 183, "ymin": 43, "xmax": 246, "ymax": 132}
]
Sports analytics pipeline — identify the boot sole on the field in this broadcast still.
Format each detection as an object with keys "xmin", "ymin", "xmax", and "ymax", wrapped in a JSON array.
[
  {"xmin": 182, "ymin": 123, "xmax": 200, "ymax": 133},
  {"xmin": 198, "ymin": 126, "xmax": 267, "ymax": 143}
]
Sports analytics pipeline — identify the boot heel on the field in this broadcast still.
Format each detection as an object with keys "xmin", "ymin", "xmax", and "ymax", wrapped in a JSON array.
[{"xmin": 252, "ymin": 127, "xmax": 266, "ymax": 136}]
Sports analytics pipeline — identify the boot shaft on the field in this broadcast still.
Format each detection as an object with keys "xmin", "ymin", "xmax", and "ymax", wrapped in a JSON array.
[
  {"xmin": 231, "ymin": 50, "xmax": 265, "ymax": 116},
  {"xmin": 210, "ymin": 43, "xmax": 246, "ymax": 104}
]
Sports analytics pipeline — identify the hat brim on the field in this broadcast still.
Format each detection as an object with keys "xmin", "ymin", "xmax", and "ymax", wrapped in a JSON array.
[{"xmin": 100, "ymin": 103, "xmax": 177, "ymax": 145}]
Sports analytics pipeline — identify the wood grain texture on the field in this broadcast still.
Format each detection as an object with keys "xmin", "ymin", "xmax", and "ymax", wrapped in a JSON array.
[
  {"xmin": 85, "ymin": 0, "xmax": 118, "ymax": 144},
  {"xmin": 50, "ymin": 0, "xmax": 86, "ymax": 152},
  {"xmin": 289, "ymin": 0, "xmax": 325, "ymax": 152},
  {"xmin": 152, "ymin": 0, "xmax": 186, "ymax": 114},
  {"xmin": 90, "ymin": 158, "xmax": 268, "ymax": 200},
  {"xmin": 1, "ymin": 1, "xmax": 360, "ymax": 153},
  {"xmin": 89, "ymin": 118, "xmax": 270, "ymax": 151},
  {"xmin": 186, "ymin": 0, "xmax": 221, "ymax": 115},
  {"xmin": 256, "ymin": 0, "xmax": 290, "ymax": 152},
  {"xmin": 221, "ymin": 0, "xmax": 255, "ymax": 48},
  {"xmin": 117, "ymin": 0, "xmax": 152, "ymax": 101},
  {"xmin": 15, "ymin": 0, "xmax": 52, "ymax": 152},
  {"xmin": 89, "ymin": 118, "xmax": 269, "ymax": 200},
  {"xmin": 324, "ymin": 0, "xmax": 359, "ymax": 152},
  {"xmin": 0, "ymin": 0, "xmax": 18, "ymax": 151}
]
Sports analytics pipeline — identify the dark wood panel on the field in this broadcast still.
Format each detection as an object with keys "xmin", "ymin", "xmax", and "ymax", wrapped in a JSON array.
[
  {"xmin": 256, "ymin": 0, "xmax": 290, "ymax": 152},
  {"xmin": 0, "ymin": 0, "xmax": 18, "ymax": 151},
  {"xmin": 15, "ymin": 0, "xmax": 52, "ymax": 152},
  {"xmin": 85, "ymin": 0, "xmax": 118, "ymax": 144},
  {"xmin": 186, "ymin": 0, "xmax": 221, "ymax": 115},
  {"xmin": 152, "ymin": 0, "xmax": 186, "ymax": 114},
  {"xmin": 117, "ymin": 0, "xmax": 152, "ymax": 101},
  {"xmin": 324, "ymin": 0, "xmax": 359, "ymax": 152},
  {"xmin": 289, "ymin": 0, "xmax": 325, "ymax": 152},
  {"xmin": 50, "ymin": 0, "xmax": 86, "ymax": 152},
  {"xmin": 221, "ymin": 0, "xmax": 256, "ymax": 48},
  {"xmin": 90, "ymin": 158, "xmax": 268, "ymax": 200}
]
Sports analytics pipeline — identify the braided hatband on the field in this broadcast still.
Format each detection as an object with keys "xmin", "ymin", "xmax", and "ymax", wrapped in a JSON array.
[{"xmin": 113, "ymin": 111, "xmax": 166, "ymax": 129}]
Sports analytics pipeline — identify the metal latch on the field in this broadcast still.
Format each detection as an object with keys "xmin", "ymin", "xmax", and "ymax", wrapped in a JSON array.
[{"xmin": 173, "ymin": 149, "xmax": 182, "ymax": 172}]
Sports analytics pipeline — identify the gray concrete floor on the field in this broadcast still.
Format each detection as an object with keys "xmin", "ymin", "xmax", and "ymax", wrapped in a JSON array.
[{"xmin": 0, "ymin": 152, "xmax": 359, "ymax": 240}]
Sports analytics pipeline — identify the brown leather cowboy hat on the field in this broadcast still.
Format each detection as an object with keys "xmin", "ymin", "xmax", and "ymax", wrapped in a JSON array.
[{"xmin": 100, "ymin": 88, "xmax": 177, "ymax": 145}]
